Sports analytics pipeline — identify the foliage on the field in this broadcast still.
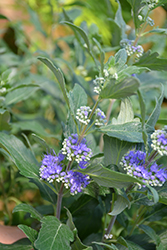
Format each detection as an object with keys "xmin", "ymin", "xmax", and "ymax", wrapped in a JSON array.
[{"xmin": 0, "ymin": 0, "xmax": 167, "ymax": 250}]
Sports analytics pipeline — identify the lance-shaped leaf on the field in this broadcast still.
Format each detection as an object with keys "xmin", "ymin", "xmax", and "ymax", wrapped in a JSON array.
[
  {"xmin": 114, "ymin": 49, "xmax": 127, "ymax": 71},
  {"xmin": 13, "ymin": 204, "xmax": 43, "ymax": 221},
  {"xmin": 4, "ymin": 85, "xmax": 39, "ymax": 106},
  {"xmin": 114, "ymin": 0, "xmax": 127, "ymax": 40},
  {"xmin": 0, "ymin": 239, "xmax": 32, "ymax": 250},
  {"xmin": 109, "ymin": 194, "xmax": 130, "ymax": 216},
  {"xmin": 61, "ymin": 21, "xmax": 91, "ymax": 52},
  {"xmin": 93, "ymin": 242, "xmax": 119, "ymax": 250},
  {"xmin": 134, "ymin": 51, "xmax": 167, "ymax": 71},
  {"xmin": 146, "ymin": 84, "xmax": 164, "ymax": 129},
  {"xmin": 12, "ymin": 120, "xmax": 60, "ymax": 139},
  {"xmin": 127, "ymin": 0, "xmax": 145, "ymax": 30},
  {"xmin": 38, "ymin": 57, "xmax": 70, "ymax": 108},
  {"xmin": 139, "ymin": 225, "xmax": 161, "ymax": 246},
  {"xmin": 99, "ymin": 77, "xmax": 140, "ymax": 100},
  {"xmin": 34, "ymin": 216, "xmax": 74, "ymax": 250},
  {"xmin": 117, "ymin": 236, "xmax": 145, "ymax": 249},
  {"xmin": 0, "ymin": 109, "xmax": 11, "ymax": 131},
  {"xmin": 78, "ymin": 165, "xmax": 159, "ymax": 203},
  {"xmin": 99, "ymin": 122, "xmax": 143, "ymax": 143},
  {"xmin": 0, "ymin": 132, "xmax": 39, "ymax": 179},
  {"xmin": 18, "ymin": 225, "xmax": 38, "ymax": 245}
]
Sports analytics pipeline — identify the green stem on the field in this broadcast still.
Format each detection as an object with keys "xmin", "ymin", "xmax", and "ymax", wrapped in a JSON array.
[
  {"xmin": 78, "ymin": 99, "xmax": 100, "ymax": 143},
  {"xmin": 129, "ymin": 205, "xmax": 147, "ymax": 236},
  {"xmin": 56, "ymin": 183, "xmax": 64, "ymax": 219}
]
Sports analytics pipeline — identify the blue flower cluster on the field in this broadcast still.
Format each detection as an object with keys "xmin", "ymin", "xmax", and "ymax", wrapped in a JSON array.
[
  {"xmin": 120, "ymin": 39, "xmax": 144, "ymax": 58},
  {"xmin": 95, "ymin": 108, "xmax": 106, "ymax": 126},
  {"xmin": 120, "ymin": 150, "xmax": 167, "ymax": 187},
  {"xmin": 39, "ymin": 151, "xmax": 65, "ymax": 183},
  {"xmin": 63, "ymin": 171, "xmax": 90, "ymax": 194},
  {"xmin": 62, "ymin": 133, "xmax": 92, "ymax": 163},
  {"xmin": 39, "ymin": 134, "xmax": 92, "ymax": 194},
  {"xmin": 151, "ymin": 127, "xmax": 167, "ymax": 156}
]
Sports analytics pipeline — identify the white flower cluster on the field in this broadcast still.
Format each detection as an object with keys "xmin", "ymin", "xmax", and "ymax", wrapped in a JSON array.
[
  {"xmin": 93, "ymin": 77, "xmax": 105, "ymax": 94},
  {"xmin": 151, "ymin": 127, "xmax": 167, "ymax": 156},
  {"xmin": 104, "ymin": 234, "xmax": 113, "ymax": 240},
  {"xmin": 145, "ymin": 0, "xmax": 158, "ymax": 9},
  {"xmin": 95, "ymin": 108, "xmax": 106, "ymax": 126},
  {"xmin": 76, "ymin": 106, "xmax": 92, "ymax": 125}
]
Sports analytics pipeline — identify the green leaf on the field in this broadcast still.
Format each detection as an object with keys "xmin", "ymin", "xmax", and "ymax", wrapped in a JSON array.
[
  {"xmin": 99, "ymin": 77, "xmax": 140, "ymax": 99},
  {"xmin": 27, "ymin": 7, "xmax": 47, "ymax": 37},
  {"xmin": 93, "ymin": 242, "xmax": 119, "ymax": 250},
  {"xmin": 18, "ymin": 225, "xmax": 38, "ymax": 244},
  {"xmin": 34, "ymin": 216, "xmax": 74, "ymax": 250},
  {"xmin": 0, "ymin": 109, "xmax": 11, "ymax": 131},
  {"xmin": 0, "ymin": 132, "xmax": 39, "ymax": 179},
  {"xmin": 103, "ymin": 135, "xmax": 133, "ymax": 166},
  {"xmin": 118, "ymin": 66, "xmax": 150, "ymax": 81},
  {"xmin": 112, "ymin": 98, "xmax": 138, "ymax": 124},
  {"xmin": 114, "ymin": 0, "xmax": 127, "ymax": 40},
  {"xmin": 134, "ymin": 51, "xmax": 167, "ymax": 71},
  {"xmin": 0, "ymin": 14, "xmax": 9, "ymax": 20},
  {"xmin": 38, "ymin": 57, "xmax": 70, "ymax": 108},
  {"xmin": 78, "ymin": 165, "xmax": 159, "ymax": 203},
  {"xmin": 31, "ymin": 134, "xmax": 50, "ymax": 152},
  {"xmin": 127, "ymin": 0, "xmax": 145, "ymax": 30},
  {"xmin": 13, "ymin": 204, "xmax": 43, "ymax": 221},
  {"xmin": 139, "ymin": 225, "xmax": 161, "ymax": 246},
  {"xmin": 61, "ymin": 21, "xmax": 91, "ymax": 52},
  {"xmin": 114, "ymin": 49, "xmax": 127, "ymax": 71},
  {"xmin": 78, "ymin": 165, "xmax": 140, "ymax": 189},
  {"xmin": 117, "ymin": 236, "xmax": 145, "ymax": 249},
  {"xmin": 66, "ymin": 208, "xmax": 93, "ymax": 250},
  {"xmin": 4, "ymin": 86, "xmax": 39, "ymax": 106},
  {"xmin": 12, "ymin": 120, "xmax": 60, "ymax": 139},
  {"xmin": 66, "ymin": 83, "xmax": 87, "ymax": 135},
  {"xmin": 108, "ymin": 19, "xmax": 121, "ymax": 47},
  {"xmin": 0, "ymin": 238, "xmax": 32, "ymax": 250},
  {"xmin": 99, "ymin": 122, "xmax": 143, "ymax": 143},
  {"xmin": 30, "ymin": 179, "xmax": 57, "ymax": 204},
  {"xmin": 69, "ymin": 83, "xmax": 87, "ymax": 116},
  {"xmin": 109, "ymin": 194, "xmax": 130, "ymax": 216},
  {"xmin": 146, "ymin": 84, "xmax": 164, "ymax": 129}
]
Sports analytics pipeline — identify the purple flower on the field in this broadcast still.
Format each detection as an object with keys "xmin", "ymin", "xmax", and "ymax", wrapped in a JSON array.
[
  {"xmin": 39, "ymin": 151, "xmax": 64, "ymax": 183},
  {"xmin": 64, "ymin": 170, "xmax": 90, "ymax": 194},
  {"xmin": 120, "ymin": 150, "xmax": 167, "ymax": 187},
  {"xmin": 95, "ymin": 108, "xmax": 106, "ymax": 126},
  {"xmin": 76, "ymin": 106, "xmax": 92, "ymax": 125},
  {"xmin": 151, "ymin": 127, "xmax": 167, "ymax": 156},
  {"xmin": 62, "ymin": 134, "xmax": 92, "ymax": 163}
]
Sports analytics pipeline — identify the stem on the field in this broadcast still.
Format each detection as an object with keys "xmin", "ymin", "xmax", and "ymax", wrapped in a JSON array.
[
  {"xmin": 56, "ymin": 183, "xmax": 64, "ymax": 219},
  {"xmin": 99, "ymin": 99, "xmax": 115, "ymax": 151},
  {"xmin": 103, "ymin": 192, "xmax": 116, "ymax": 240},
  {"xmin": 129, "ymin": 205, "xmax": 147, "ymax": 236},
  {"xmin": 145, "ymin": 150, "xmax": 159, "ymax": 168},
  {"xmin": 105, "ymin": 215, "xmax": 117, "ymax": 236},
  {"xmin": 78, "ymin": 99, "xmax": 100, "ymax": 143}
]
